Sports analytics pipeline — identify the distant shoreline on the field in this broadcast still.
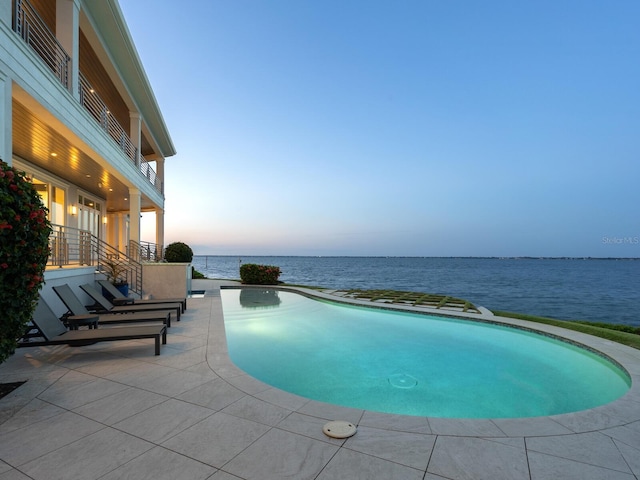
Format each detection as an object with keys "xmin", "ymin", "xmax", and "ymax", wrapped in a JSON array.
[{"xmin": 193, "ymin": 255, "xmax": 640, "ymax": 261}]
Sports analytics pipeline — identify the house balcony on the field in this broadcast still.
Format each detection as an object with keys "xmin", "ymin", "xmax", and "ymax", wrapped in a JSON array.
[{"xmin": 11, "ymin": 0, "xmax": 163, "ymax": 195}]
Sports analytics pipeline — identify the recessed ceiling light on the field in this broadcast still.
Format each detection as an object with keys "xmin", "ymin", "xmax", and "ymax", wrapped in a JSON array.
[
  {"xmin": 50, "ymin": 152, "xmax": 57, "ymax": 157},
  {"xmin": 85, "ymin": 174, "xmax": 91, "ymax": 178}
]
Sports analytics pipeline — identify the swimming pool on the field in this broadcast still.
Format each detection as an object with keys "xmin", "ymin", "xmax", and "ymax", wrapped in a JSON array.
[{"xmin": 221, "ymin": 288, "xmax": 631, "ymax": 418}]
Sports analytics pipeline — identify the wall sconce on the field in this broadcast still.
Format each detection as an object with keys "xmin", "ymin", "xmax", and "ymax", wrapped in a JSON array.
[
  {"xmin": 103, "ymin": 216, "xmax": 108, "ymax": 224},
  {"xmin": 70, "ymin": 205, "xmax": 77, "ymax": 215}
]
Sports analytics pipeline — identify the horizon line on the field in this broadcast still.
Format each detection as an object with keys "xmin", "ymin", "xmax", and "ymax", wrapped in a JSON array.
[{"xmin": 191, "ymin": 255, "xmax": 640, "ymax": 260}]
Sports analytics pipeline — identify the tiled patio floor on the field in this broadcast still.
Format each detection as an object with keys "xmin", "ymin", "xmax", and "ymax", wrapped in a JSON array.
[{"xmin": 1, "ymin": 279, "xmax": 639, "ymax": 479}]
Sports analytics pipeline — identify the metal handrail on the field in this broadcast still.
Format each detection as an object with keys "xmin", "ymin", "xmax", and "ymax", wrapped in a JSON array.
[
  {"xmin": 13, "ymin": 0, "xmax": 70, "ymax": 89},
  {"xmin": 48, "ymin": 224, "xmax": 143, "ymax": 295},
  {"xmin": 78, "ymin": 72, "xmax": 138, "ymax": 162},
  {"xmin": 129, "ymin": 239, "xmax": 163, "ymax": 262},
  {"xmin": 140, "ymin": 159, "xmax": 161, "ymax": 193}
]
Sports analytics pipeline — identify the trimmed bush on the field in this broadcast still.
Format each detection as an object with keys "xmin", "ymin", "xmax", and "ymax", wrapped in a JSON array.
[
  {"xmin": 164, "ymin": 241, "xmax": 193, "ymax": 263},
  {"xmin": 0, "ymin": 161, "xmax": 51, "ymax": 364},
  {"xmin": 239, "ymin": 264, "xmax": 281, "ymax": 285}
]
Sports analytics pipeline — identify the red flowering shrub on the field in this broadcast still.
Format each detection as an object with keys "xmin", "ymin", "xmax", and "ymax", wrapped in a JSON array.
[
  {"xmin": 0, "ymin": 161, "xmax": 51, "ymax": 363},
  {"xmin": 239, "ymin": 264, "xmax": 281, "ymax": 285}
]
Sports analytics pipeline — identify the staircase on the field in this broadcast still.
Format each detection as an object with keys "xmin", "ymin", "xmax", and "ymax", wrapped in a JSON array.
[{"xmin": 48, "ymin": 224, "xmax": 143, "ymax": 296}]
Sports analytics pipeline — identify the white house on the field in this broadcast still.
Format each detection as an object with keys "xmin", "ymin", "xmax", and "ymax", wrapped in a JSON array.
[{"xmin": 0, "ymin": 0, "xmax": 176, "ymax": 308}]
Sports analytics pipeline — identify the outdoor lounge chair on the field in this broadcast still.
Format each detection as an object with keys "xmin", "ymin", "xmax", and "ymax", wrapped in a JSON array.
[
  {"xmin": 97, "ymin": 279, "xmax": 187, "ymax": 313},
  {"xmin": 80, "ymin": 283, "xmax": 182, "ymax": 321},
  {"xmin": 52, "ymin": 284, "xmax": 173, "ymax": 328},
  {"xmin": 79, "ymin": 283, "xmax": 182, "ymax": 321},
  {"xmin": 18, "ymin": 297, "xmax": 167, "ymax": 355}
]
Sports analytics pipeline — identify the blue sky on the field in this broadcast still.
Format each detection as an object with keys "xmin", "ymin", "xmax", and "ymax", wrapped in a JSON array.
[{"xmin": 120, "ymin": 1, "xmax": 640, "ymax": 257}]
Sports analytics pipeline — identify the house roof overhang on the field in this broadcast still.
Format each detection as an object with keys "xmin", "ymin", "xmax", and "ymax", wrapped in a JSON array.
[{"xmin": 81, "ymin": 0, "xmax": 176, "ymax": 159}]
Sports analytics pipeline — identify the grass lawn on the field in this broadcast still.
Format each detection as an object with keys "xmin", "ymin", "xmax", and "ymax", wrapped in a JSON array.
[{"xmin": 493, "ymin": 310, "xmax": 640, "ymax": 350}]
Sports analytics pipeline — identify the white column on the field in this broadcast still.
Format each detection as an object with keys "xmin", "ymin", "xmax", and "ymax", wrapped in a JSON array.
[
  {"xmin": 156, "ymin": 157, "xmax": 165, "ymax": 194},
  {"xmin": 155, "ymin": 207, "xmax": 165, "ymax": 255},
  {"xmin": 105, "ymin": 213, "xmax": 115, "ymax": 246},
  {"xmin": 116, "ymin": 212, "xmax": 127, "ymax": 254},
  {"xmin": 130, "ymin": 112, "xmax": 142, "ymax": 167},
  {"xmin": 129, "ymin": 188, "xmax": 141, "ymax": 246},
  {"xmin": 0, "ymin": 70, "xmax": 11, "ymax": 166},
  {"xmin": 56, "ymin": 0, "xmax": 80, "ymax": 99}
]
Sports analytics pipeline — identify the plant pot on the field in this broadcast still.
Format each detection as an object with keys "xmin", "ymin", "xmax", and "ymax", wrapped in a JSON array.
[{"xmin": 114, "ymin": 283, "xmax": 129, "ymax": 297}]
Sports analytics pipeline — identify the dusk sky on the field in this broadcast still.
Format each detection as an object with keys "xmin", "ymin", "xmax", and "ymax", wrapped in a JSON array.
[{"xmin": 120, "ymin": 1, "xmax": 640, "ymax": 257}]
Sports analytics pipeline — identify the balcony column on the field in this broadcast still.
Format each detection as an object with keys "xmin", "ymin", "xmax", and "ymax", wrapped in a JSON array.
[
  {"xmin": 155, "ymin": 207, "xmax": 165, "ymax": 258},
  {"xmin": 0, "ymin": 70, "xmax": 11, "ymax": 166},
  {"xmin": 105, "ymin": 213, "xmax": 115, "ymax": 246},
  {"xmin": 129, "ymin": 188, "xmax": 141, "ymax": 247},
  {"xmin": 116, "ymin": 212, "xmax": 128, "ymax": 254},
  {"xmin": 130, "ymin": 112, "xmax": 142, "ymax": 168},
  {"xmin": 56, "ymin": 0, "xmax": 80, "ymax": 99},
  {"xmin": 156, "ymin": 157, "xmax": 165, "ymax": 194}
]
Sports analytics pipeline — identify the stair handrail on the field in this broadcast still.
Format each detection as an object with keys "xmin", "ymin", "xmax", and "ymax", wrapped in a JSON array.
[{"xmin": 48, "ymin": 224, "xmax": 143, "ymax": 296}]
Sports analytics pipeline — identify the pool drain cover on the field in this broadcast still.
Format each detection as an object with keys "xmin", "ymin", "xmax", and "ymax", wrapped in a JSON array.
[
  {"xmin": 323, "ymin": 420, "xmax": 357, "ymax": 439},
  {"xmin": 388, "ymin": 373, "xmax": 418, "ymax": 388}
]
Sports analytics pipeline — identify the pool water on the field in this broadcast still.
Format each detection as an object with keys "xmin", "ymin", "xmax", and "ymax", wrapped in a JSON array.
[{"xmin": 221, "ymin": 288, "xmax": 631, "ymax": 418}]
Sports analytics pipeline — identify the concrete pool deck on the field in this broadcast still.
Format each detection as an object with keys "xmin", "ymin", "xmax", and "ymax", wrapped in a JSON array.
[{"xmin": 0, "ymin": 279, "xmax": 639, "ymax": 479}]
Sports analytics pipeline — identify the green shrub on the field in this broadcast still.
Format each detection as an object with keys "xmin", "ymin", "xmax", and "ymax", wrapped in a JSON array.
[
  {"xmin": 164, "ymin": 241, "xmax": 193, "ymax": 263},
  {"xmin": 239, "ymin": 264, "xmax": 281, "ymax": 285},
  {"xmin": 0, "ymin": 161, "xmax": 51, "ymax": 364}
]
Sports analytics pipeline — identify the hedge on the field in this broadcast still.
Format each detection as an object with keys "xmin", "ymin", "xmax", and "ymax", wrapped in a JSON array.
[{"xmin": 239, "ymin": 264, "xmax": 281, "ymax": 285}]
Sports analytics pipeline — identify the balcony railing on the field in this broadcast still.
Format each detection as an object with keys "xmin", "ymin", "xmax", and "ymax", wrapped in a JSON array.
[
  {"xmin": 79, "ymin": 72, "xmax": 138, "ymax": 163},
  {"xmin": 12, "ymin": 0, "xmax": 161, "ymax": 194},
  {"xmin": 13, "ymin": 0, "xmax": 70, "ymax": 89},
  {"xmin": 140, "ymin": 157, "xmax": 163, "ymax": 194},
  {"xmin": 48, "ymin": 224, "xmax": 143, "ymax": 296}
]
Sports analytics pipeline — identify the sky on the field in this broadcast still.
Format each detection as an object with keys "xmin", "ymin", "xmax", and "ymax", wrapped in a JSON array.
[{"xmin": 119, "ymin": 1, "xmax": 640, "ymax": 257}]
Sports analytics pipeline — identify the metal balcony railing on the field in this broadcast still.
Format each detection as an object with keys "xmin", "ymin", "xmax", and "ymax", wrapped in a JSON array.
[
  {"xmin": 78, "ymin": 72, "xmax": 138, "ymax": 162},
  {"xmin": 13, "ymin": 0, "xmax": 70, "ymax": 89},
  {"xmin": 12, "ymin": 0, "xmax": 162, "ymax": 195},
  {"xmin": 48, "ymin": 224, "xmax": 143, "ymax": 296}
]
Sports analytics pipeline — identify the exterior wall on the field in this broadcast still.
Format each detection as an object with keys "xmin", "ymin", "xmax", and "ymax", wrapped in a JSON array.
[{"xmin": 142, "ymin": 263, "xmax": 191, "ymax": 299}]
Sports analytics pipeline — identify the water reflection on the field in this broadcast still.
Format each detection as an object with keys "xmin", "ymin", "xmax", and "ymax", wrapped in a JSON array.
[{"xmin": 239, "ymin": 288, "xmax": 282, "ymax": 308}]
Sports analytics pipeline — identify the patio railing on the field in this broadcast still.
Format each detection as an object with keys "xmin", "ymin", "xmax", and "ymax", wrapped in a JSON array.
[{"xmin": 129, "ymin": 239, "xmax": 163, "ymax": 262}]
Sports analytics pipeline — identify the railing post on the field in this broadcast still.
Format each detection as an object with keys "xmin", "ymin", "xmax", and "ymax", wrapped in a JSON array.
[{"xmin": 100, "ymin": 106, "xmax": 108, "ymax": 132}]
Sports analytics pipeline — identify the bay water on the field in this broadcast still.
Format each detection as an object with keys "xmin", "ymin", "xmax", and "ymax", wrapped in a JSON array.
[{"xmin": 192, "ymin": 256, "xmax": 640, "ymax": 326}]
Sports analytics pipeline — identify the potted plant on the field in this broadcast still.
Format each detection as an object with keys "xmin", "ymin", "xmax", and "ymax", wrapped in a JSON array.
[{"xmin": 102, "ymin": 258, "xmax": 129, "ymax": 296}]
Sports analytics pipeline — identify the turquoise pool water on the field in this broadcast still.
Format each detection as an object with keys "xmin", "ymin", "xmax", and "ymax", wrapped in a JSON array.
[{"xmin": 221, "ymin": 288, "xmax": 631, "ymax": 418}]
